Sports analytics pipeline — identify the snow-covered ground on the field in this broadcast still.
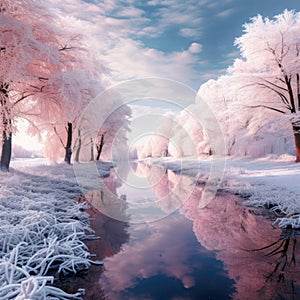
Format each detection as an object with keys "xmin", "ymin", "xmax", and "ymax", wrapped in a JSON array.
[
  {"xmin": 0, "ymin": 158, "xmax": 109, "ymax": 299},
  {"xmin": 1, "ymin": 154, "xmax": 299, "ymax": 298},
  {"xmin": 151, "ymin": 154, "xmax": 300, "ymax": 228}
]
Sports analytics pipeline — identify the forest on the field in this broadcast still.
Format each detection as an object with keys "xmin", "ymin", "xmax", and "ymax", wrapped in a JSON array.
[
  {"xmin": 1, "ymin": 1, "xmax": 300, "ymax": 170},
  {"xmin": 0, "ymin": 0, "xmax": 131, "ymax": 171}
]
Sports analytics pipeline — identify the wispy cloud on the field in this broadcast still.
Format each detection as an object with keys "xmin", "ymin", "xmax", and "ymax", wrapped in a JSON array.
[
  {"xmin": 179, "ymin": 28, "xmax": 200, "ymax": 38},
  {"xmin": 216, "ymin": 8, "xmax": 235, "ymax": 18},
  {"xmin": 51, "ymin": 0, "xmax": 204, "ymax": 88},
  {"xmin": 149, "ymin": 0, "xmax": 205, "ymax": 38},
  {"xmin": 100, "ymin": 38, "xmax": 203, "ymax": 87}
]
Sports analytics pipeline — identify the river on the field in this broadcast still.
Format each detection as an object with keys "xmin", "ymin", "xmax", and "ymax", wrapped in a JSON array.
[{"xmin": 61, "ymin": 161, "xmax": 300, "ymax": 300}]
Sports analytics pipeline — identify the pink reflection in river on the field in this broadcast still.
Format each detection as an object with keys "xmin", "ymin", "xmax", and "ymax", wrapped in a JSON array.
[
  {"xmin": 181, "ymin": 191, "xmax": 300, "ymax": 300},
  {"xmin": 76, "ymin": 162, "xmax": 300, "ymax": 299},
  {"xmin": 99, "ymin": 215, "xmax": 200, "ymax": 299}
]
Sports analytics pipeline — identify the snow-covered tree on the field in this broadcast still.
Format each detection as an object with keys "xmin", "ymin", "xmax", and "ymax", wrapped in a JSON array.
[
  {"xmin": 0, "ymin": 0, "xmax": 62, "ymax": 170},
  {"xmin": 133, "ymin": 10, "xmax": 300, "ymax": 161},
  {"xmin": 0, "ymin": 0, "xmax": 109, "ymax": 168},
  {"xmin": 41, "ymin": 69, "xmax": 106, "ymax": 164},
  {"xmin": 133, "ymin": 112, "xmax": 176, "ymax": 159},
  {"xmin": 197, "ymin": 76, "xmax": 294, "ymax": 157},
  {"xmin": 230, "ymin": 9, "xmax": 300, "ymax": 161},
  {"xmin": 94, "ymin": 104, "xmax": 131, "ymax": 161},
  {"xmin": 72, "ymin": 89, "xmax": 131, "ymax": 163}
]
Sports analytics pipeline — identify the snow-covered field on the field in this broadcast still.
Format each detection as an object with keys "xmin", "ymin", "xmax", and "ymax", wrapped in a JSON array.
[
  {"xmin": 152, "ymin": 154, "xmax": 300, "ymax": 228},
  {"xmin": 0, "ymin": 158, "xmax": 107, "ymax": 299},
  {"xmin": 1, "ymin": 154, "xmax": 299, "ymax": 298}
]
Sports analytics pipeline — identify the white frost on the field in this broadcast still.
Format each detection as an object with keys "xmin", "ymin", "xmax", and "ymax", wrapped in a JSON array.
[{"xmin": 0, "ymin": 159, "xmax": 102, "ymax": 299}]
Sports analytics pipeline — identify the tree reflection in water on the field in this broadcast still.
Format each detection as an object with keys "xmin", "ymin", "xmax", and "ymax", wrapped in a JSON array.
[
  {"xmin": 179, "ymin": 183, "xmax": 300, "ymax": 300},
  {"xmin": 59, "ymin": 166, "xmax": 130, "ymax": 299},
  {"xmin": 139, "ymin": 162, "xmax": 300, "ymax": 299},
  {"xmin": 63, "ymin": 162, "xmax": 300, "ymax": 299},
  {"xmin": 250, "ymin": 229, "xmax": 299, "ymax": 299}
]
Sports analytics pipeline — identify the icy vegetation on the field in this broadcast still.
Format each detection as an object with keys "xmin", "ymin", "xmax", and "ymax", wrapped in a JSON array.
[{"xmin": 0, "ymin": 159, "xmax": 104, "ymax": 299}]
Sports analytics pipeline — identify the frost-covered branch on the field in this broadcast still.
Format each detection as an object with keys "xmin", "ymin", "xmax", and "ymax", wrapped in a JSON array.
[{"xmin": 245, "ymin": 104, "xmax": 286, "ymax": 114}]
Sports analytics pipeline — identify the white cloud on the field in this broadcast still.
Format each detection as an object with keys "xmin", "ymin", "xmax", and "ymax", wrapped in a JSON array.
[
  {"xmin": 153, "ymin": 2, "xmax": 204, "ymax": 34},
  {"xmin": 50, "ymin": 0, "xmax": 205, "ymax": 89},
  {"xmin": 99, "ymin": 38, "xmax": 202, "ymax": 87},
  {"xmin": 130, "ymin": 104, "xmax": 175, "ymax": 118},
  {"xmin": 179, "ymin": 28, "xmax": 199, "ymax": 38},
  {"xmin": 188, "ymin": 42, "xmax": 202, "ymax": 54},
  {"xmin": 136, "ymin": 25, "xmax": 163, "ymax": 38},
  {"xmin": 146, "ymin": 0, "xmax": 162, "ymax": 6},
  {"xmin": 114, "ymin": 6, "xmax": 145, "ymax": 18},
  {"xmin": 217, "ymin": 8, "xmax": 235, "ymax": 18}
]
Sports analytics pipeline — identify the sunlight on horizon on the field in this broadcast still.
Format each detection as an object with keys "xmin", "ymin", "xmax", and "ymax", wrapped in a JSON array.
[{"xmin": 13, "ymin": 120, "xmax": 44, "ymax": 153}]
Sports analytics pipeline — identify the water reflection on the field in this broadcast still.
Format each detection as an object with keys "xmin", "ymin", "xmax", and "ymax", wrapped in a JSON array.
[
  {"xmin": 99, "ymin": 214, "xmax": 235, "ymax": 300},
  {"xmin": 83, "ymin": 162, "xmax": 300, "ymax": 299},
  {"xmin": 85, "ymin": 161, "xmax": 198, "ymax": 223},
  {"xmin": 57, "ymin": 169, "xmax": 130, "ymax": 298},
  {"xmin": 180, "ymin": 188, "xmax": 300, "ymax": 300},
  {"xmin": 250, "ymin": 229, "xmax": 300, "ymax": 299}
]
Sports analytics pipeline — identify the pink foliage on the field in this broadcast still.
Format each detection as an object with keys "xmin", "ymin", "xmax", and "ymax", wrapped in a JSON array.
[
  {"xmin": 0, "ymin": 0, "xmax": 117, "ymax": 162},
  {"xmin": 96, "ymin": 104, "xmax": 132, "ymax": 161}
]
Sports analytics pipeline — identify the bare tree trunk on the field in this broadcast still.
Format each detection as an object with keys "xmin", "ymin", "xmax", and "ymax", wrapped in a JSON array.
[
  {"xmin": 90, "ymin": 138, "xmax": 94, "ymax": 161},
  {"xmin": 297, "ymin": 73, "xmax": 300, "ymax": 109},
  {"xmin": 64, "ymin": 122, "xmax": 72, "ymax": 164},
  {"xmin": 293, "ymin": 124, "xmax": 300, "ymax": 162},
  {"xmin": 0, "ymin": 130, "xmax": 12, "ymax": 171},
  {"xmin": 96, "ymin": 134, "xmax": 105, "ymax": 161},
  {"xmin": 0, "ymin": 83, "xmax": 11, "ymax": 171},
  {"xmin": 162, "ymin": 148, "xmax": 168, "ymax": 157},
  {"xmin": 285, "ymin": 75, "xmax": 296, "ymax": 113},
  {"xmin": 74, "ymin": 129, "xmax": 81, "ymax": 163}
]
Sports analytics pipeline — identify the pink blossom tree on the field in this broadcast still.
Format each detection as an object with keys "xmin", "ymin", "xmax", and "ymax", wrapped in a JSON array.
[
  {"xmin": 40, "ymin": 69, "xmax": 106, "ymax": 164},
  {"xmin": 70, "ymin": 89, "xmax": 131, "ymax": 163},
  {"xmin": 40, "ymin": 14, "xmax": 108, "ymax": 164}
]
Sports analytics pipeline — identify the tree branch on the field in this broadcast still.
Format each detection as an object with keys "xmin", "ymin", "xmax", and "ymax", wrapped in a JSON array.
[
  {"xmin": 241, "ymin": 81, "xmax": 292, "ymax": 111},
  {"xmin": 13, "ymin": 93, "xmax": 35, "ymax": 107},
  {"xmin": 245, "ymin": 104, "xmax": 286, "ymax": 114},
  {"xmin": 53, "ymin": 126, "xmax": 66, "ymax": 148},
  {"xmin": 59, "ymin": 45, "xmax": 75, "ymax": 51},
  {"xmin": 260, "ymin": 77, "xmax": 288, "ymax": 92}
]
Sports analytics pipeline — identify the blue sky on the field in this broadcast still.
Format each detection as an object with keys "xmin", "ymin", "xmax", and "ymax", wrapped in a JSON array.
[{"xmin": 57, "ymin": 0, "xmax": 300, "ymax": 90}]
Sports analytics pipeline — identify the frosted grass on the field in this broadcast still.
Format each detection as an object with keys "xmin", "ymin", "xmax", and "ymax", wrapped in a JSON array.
[{"xmin": 0, "ymin": 160, "xmax": 105, "ymax": 299}]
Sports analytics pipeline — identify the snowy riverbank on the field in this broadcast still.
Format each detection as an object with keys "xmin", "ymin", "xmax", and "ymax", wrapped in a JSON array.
[
  {"xmin": 150, "ymin": 154, "xmax": 300, "ymax": 229},
  {"xmin": 1, "ymin": 155, "xmax": 299, "ymax": 298},
  {"xmin": 0, "ymin": 159, "xmax": 111, "ymax": 299}
]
